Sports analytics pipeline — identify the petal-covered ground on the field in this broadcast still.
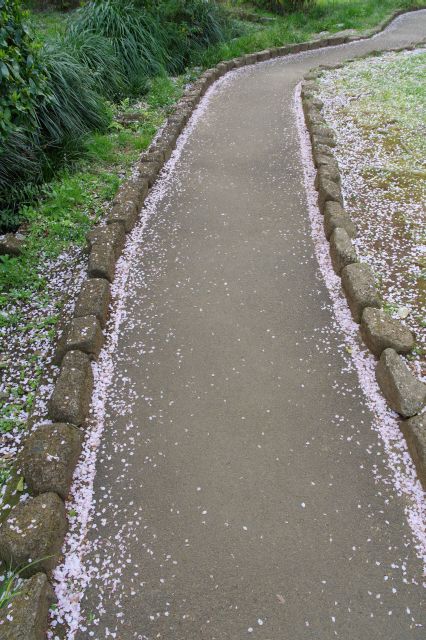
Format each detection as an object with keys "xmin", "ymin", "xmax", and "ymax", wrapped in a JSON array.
[
  {"xmin": 318, "ymin": 49, "xmax": 426, "ymax": 376},
  {"xmin": 44, "ymin": 13, "xmax": 426, "ymax": 639}
]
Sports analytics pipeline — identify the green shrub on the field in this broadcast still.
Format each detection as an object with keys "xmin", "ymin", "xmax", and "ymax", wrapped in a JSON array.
[
  {"xmin": 62, "ymin": 29, "xmax": 126, "ymax": 99},
  {"xmin": 0, "ymin": 0, "xmax": 47, "ymax": 143},
  {"xmin": 0, "ymin": 38, "xmax": 110, "ymax": 224},
  {"xmin": 144, "ymin": 0, "xmax": 232, "ymax": 71},
  {"xmin": 0, "ymin": 2, "xmax": 111, "ymax": 229},
  {"xmin": 70, "ymin": 0, "xmax": 169, "ymax": 96},
  {"xmin": 0, "ymin": 0, "xmax": 47, "ymax": 227},
  {"xmin": 36, "ymin": 38, "xmax": 110, "ymax": 171}
]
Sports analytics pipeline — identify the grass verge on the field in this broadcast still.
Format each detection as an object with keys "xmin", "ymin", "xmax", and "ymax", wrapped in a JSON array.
[
  {"xmin": 203, "ymin": 0, "xmax": 426, "ymax": 65},
  {"xmin": 318, "ymin": 49, "xmax": 426, "ymax": 369}
]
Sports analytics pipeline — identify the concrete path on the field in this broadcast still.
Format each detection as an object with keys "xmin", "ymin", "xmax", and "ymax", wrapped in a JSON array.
[{"xmin": 73, "ymin": 12, "xmax": 426, "ymax": 640}]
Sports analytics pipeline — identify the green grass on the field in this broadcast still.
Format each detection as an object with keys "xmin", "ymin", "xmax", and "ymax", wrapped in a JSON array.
[
  {"xmin": 0, "ymin": 75, "xmax": 189, "ymax": 484},
  {"xmin": 29, "ymin": 9, "xmax": 67, "ymax": 39},
  {"xmin": 0, "ymin": 555, "xmax": 56, "ymax": 607},
  {"xmin": 200, "ymin": 0, "xmax": 426, "ymax": 65}
]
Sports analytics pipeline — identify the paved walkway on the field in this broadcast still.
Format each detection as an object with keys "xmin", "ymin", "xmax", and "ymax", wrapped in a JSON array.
[{"xmin": 74, "ymin": 12, "xmax": 426, "ymax": 640}]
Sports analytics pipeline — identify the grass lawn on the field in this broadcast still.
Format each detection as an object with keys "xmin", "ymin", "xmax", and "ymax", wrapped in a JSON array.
[
  {"xmin": 204, "ymin": 0, "xmax": 426, "ymax": 65},
  {"xmin": 317, "ymin": 49, "xmax": 426, "ymax": 371},
  {"xmin": 0, "ymin": 0, "xmax": 425, "ymax": 511}
]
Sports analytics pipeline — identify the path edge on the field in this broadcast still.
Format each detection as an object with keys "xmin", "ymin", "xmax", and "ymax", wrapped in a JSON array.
[
  {"xmin": 0, "ymin": 7, "xmax": 425, "ymax": 637},
  {"xmin": 299, "ymin": 46, "xmax": 425, "ymax": 490}
]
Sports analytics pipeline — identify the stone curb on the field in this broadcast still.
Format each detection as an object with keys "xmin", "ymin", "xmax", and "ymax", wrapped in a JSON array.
[
  {"xmin": 2, "ymin": 9, "xmax": 424, "ymax": 634},
  {"xmin": 20, "ymin": 423, "xmax": 83, "ymax": 500},
  {"xmin": 376, "ymin": 349, "xmax": 426, "ymax": 417},
  {"xmin": 300, "ymin": 49, "xmax": 426, "ymax": 487},
  {"xmin": 48, "ymin": 350, "xmax": 93, "ymax": 426},
  {"xmin": 0, "ymin": 492, "xmax": 66, "ymax": 577},
  {"xmin": 400, "ymin": 413, "xmax": 426, "ymax": 491},
  {"xmin": 0, "ymin": 572, "xmax": 55, "ymax": 640}
]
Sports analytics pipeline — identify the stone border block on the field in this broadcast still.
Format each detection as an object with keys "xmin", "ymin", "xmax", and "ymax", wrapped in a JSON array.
[
  {"xmin": 149, "ymin": 142, "xmax": 172, "ymax": 163},
  {"xmin": 0, "ymin": 234, "xmax": 24, "ymax": 257},
  {"xmin": 21, "ymin": 423, "xmax": 83, "ymax": 500},
  {"xmin": 317, "ymin": 175, "xmax": 343, "ymax": 212},
  {"xmin": 310, "ymin": 125, "xmax": 335, "ymax": 141},
  {"xmin": 329, "ymin": 228, "xmax": 358, "ymax": 274},
  {"xmin": 257, "ymin": 49, "xmax": 272, "ymax": 61},
  {"xmin": 64, "ymin": 315, "xmax": 104, "ymax": 361},
  {"xmin": 315, "ymin": 154, "xmax": 338, "ymax": 170},
  {"xmin": 0, "ymin": 493, "xmax": 66, "ymax": 576},
  {"xmin": 312, "ymin": 134, "xmax": 336, "ymax": 149},
  {"xmin": 114, "ymin": 179, "xmax": 148, "ymax": 210},
  {"xmin": 232, "ymin": 57, "xmax": 245, "ymax": 69},
  {"xmin": 49, "ymin": 350, "xmax": 93, "ymax": 426},
  {"xmin": 216, "ymin": 62, "xmax": 229, "ymax": 75},
  {"xmin": 324, "ymin": 202, "xmax": 356, "ymax": 239},
  {"xmin": 360, "ymin": 307, "xmax": 415, "ymax": 357},
  {"xmin": 87, "ymin": 222, "xmax": 125, "ymax": 259},
  {"xmin": 106, "ymin": 201, "xmax": 138, "ymax": 234},
  {"xmin": 137, "ymin": 159, "xmax": 161, "ymax": 187},
  {"xmin": 88, "ymin": 241, "xmax": 116, "ymax": 282},
  {"xmin": 74, "ymin": 278, "xmax": 111, "ymax": 328},
  {"xmin": 142, "ymin": 149, "xmax": 165, "ymax": 166},
  {"xmin": 306, "ymin": 112, "xmax": 326, "ymax": 129},
  {"xmin": 376, "ymin": 349, "xmax": 426, "ymax": 417},
  {"xmin": 244, "ymin": 53, "xmax": 258, "ymax": 65},
  {"xmin": 314, "ymin": 164, "xmax": 340, "ymax": 188},
  {"xmin": 303, "ymin": 96, "xmax": 324, "ymax": 114},
  {"xmin": 341, "ymin": 263, "xmax": 381, "ymax": 323},
  {"xmin": 312, "ymin": 144, "xmax": 334, "ymax": 166}
]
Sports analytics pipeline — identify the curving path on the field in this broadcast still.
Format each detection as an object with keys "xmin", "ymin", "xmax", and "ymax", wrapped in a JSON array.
[{"xmin": 68, "ymin": 11, "xmax": 426, "ymax": 639}]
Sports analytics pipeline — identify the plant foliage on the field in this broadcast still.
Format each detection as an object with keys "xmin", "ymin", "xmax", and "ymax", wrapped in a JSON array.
[
  {"xmin": 0, "ymin": 0, "xmax": 47, "ymax": 140},
  {"xmin": 143, "ymin": 0, "xmax": 232, "ymax": 71},
  {"xmin": 38, "ymin": 38, "xmax": 110, "ymax": 159},
  {"xmin": 248, "ymin": 0, "xmax": 315, "ymax": 14},
  {"xmin": 70, "ymin": 0, "xmax": 169, "ymax": 95},
  {"xmin": 0, "ymin": 1, "xmax": 113, "ymax": 228}
]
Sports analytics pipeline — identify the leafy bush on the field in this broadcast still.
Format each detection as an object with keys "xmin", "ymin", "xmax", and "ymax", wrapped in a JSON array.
[
  {"xmin": 0, "ymin": 0, "xmax": 47, "ymax": 227},
  {"xmin": 61, "ymin": 29, "xmax": 126, "ymax": 99},
  {"xmin": 0, "ymin": 0, "xmax": 47, "ymax": 143},
  {"xmin": 143, "ymin": 0, "xmax": 231, "ymax": 71},
  {"xmin": 70, "ymin": 0, "xmax": 169, "ymax": 96},
  {"xmin": 0, "ymin": 38, "xmax": 110, "ymax": 223},
  {"xmin": 38, "ymin": 38, "xmax": 110, "ymax": 158},
  {"xmin": 0, "ymin": 2, "xmax": 111, "ymax": 229}
]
